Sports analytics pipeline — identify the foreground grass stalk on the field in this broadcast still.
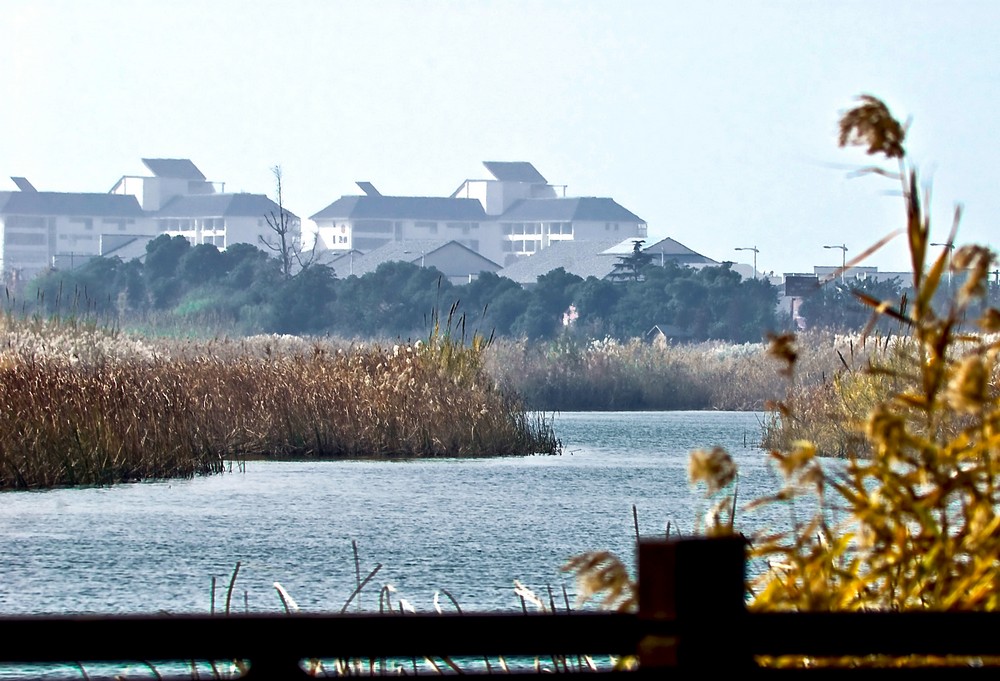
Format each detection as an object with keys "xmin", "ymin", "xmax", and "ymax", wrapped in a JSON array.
[{"xmin": 564, "ymin": 94, "xmax": 1000, "ymax": 670}]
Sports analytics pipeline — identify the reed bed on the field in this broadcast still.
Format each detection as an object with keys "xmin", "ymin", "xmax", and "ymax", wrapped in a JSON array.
[
  {"xmin": 0, "ymin": 318, "xmax": 558, "ymax": 489},
  {"xmin": 485, "ymin": 331, "xmax": 874, "ymax": 412}
]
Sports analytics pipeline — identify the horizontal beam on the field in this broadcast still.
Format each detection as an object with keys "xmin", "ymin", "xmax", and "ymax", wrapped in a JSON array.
[{"xmin": 0, "ymin": 612, "xmax": 643, "ymax": 663}]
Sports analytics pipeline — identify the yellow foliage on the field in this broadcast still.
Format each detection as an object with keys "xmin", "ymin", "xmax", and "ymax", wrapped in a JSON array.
[{"xmin": 566, "ymin": 95, "xmax": 1000, "ymax": 668}]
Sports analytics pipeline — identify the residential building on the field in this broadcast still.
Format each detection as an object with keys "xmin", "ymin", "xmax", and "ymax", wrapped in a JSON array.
[
  {"xmin": 332, "ymin": 239, "xmax": 501, "ymax": 285},
  {"xmin": 310, "ymin": 161, "xmax": 647, "ymax": 266},
  {"xmin": 0, "ymin": 177, "xmax": 148, "ymax": 284},
  {"xmin": 0, "ymin": 159, "xmax": 295, "ymax": 285},
  {"xmin": 111, "ymin": 158, "xmax": 298, "ymax": 251},
  {"xmin": 497, "ymin": 237, "xmax": 716, "ymax": 287}
]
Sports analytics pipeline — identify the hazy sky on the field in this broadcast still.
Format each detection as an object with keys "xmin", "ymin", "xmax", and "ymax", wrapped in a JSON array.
[{"xmin": 4, "ymin": 1, "xmax": 998, "ymax": 276}]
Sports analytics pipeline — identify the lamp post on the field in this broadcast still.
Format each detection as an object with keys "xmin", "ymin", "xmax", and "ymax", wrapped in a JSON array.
[
  {"xmin": 734, "ymin": 247, "xmax": 759, "ymax": 280},
  {"xmin": 930, "ymin": 242, "xmax": 955, "ymax": 289},
  {"xmin": 403, "ymin": 250, "xmax": 426, "ymax": 268},
  {"xmin": 823, "ymin": 244, "xmax": 848, "ymax": 284}
]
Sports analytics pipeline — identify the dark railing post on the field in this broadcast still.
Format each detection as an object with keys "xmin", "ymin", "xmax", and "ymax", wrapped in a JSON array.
[{"xmin": 638, "ymin": 536, "xmax": 749, "ymax": 671}]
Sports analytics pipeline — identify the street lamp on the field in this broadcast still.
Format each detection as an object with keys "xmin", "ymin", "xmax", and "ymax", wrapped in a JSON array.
[
  {"xmin": 930, "ymin": 242, "xmax": 955, "ymax": 289},
  {"xmin": 823, "ymin": 244, "xmax": 848, "ymax": 284},
  {"xmin": 734, "ymin": 246, "xmax": 759, "ymax": 280},
  {"xmin": 403, "ymin": 250, "xmax": 426, "ymax": 268}
]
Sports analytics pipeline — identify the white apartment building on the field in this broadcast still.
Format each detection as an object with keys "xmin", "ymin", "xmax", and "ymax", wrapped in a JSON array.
[
  {"xmin": 0, "ymin": 159, "xmax": 296, "ymax": 284},
  {"xmin": 311, "ymin": 162, "xmax": 647, "ymax": 266}
]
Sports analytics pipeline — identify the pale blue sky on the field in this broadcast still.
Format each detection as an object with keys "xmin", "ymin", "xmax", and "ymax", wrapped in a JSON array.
[{"xmin": 4, "ymin": 0, "xmax": 998, "ymax": 275}]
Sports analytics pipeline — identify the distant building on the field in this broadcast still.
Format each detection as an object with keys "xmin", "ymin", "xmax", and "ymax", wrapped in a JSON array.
[
  {"xmin": 0, "ymin": 159, "xmax": 295, "ymax": 283},
  {"xmin": 334, "ymin": 239, "xmax": 501, "ymax": 285},
  {"xmin": 497, "ymin": 237, "xmax": 716, "ymax": 287},
  {"xmin": 111, "ymin": 159, "xmax": 297, "ymax": 252},
  {"xmin": 310, "ymin": 161, "xmax": 648, "ymax": 266},
  {"xmin": 0, "ymin": 178, "xmax": 147, "ymax": 283}
]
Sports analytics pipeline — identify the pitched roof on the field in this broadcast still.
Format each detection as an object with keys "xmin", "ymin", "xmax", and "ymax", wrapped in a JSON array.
[
  {"xmin": 639, "ymin": 237, "xmax": 717, "ymax": 264},
  {"xmin": 142, "ymin": 158, "xmax": 206, "ymax": 180},
  {"xmin": 497, "ymin": 238, "xmax": 623, "ymax": 285},
  {"xmin": 483, "ymin": 161, "xmax": 547, "ymax": 184},
  {"xmin": 156, "ymin": 193, "xmax": 297, "ymax": 219},
  {"xmin": 499, "ymin": 197, "xmax": 645, "ymax": 223},
  {"xmin": 0, "ymin": 191, "xmax": 144, "ymax": 217},
  {"xmin": 310, "ymin": 195, "xmax": 486, "ymax": 221},
  {"xmin": 344, "ymin": 239, "xmax": 500, "ymax": 278}
]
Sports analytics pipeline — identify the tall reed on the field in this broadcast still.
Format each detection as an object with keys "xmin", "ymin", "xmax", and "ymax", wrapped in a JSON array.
[
  {"xmin": 564, "ymin": 94, "xmax": 1000, "ymax": 669},
  {"xmin": 0, "ymin": 317, "xmax": 558, "ymax": 489}
]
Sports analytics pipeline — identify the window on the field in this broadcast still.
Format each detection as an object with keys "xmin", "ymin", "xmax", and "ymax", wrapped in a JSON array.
[
  {"xmin": 355, "ymin": 220, "xmax": 393, "ymax": 234},
  {"xmin": 502, "ymin": 223, "xmax": 513, "ymax": 235},
  {"xmin": 103, "ymin": 218, "xmax": 134, "ymax": 231},
  {"xmin": 6, "ymin": 233, "xmax": 45, "ymax": 246},
  {"xmin": 416, "ymin": 221, "xmax": 439, "ymax": 233},
  {"xmin": 69, "ymin": 218, "xmax": 94, "ymax": 231},
  {"xmin": 6, "ymin": 216, "xmax": 46, "ymax": 229}
]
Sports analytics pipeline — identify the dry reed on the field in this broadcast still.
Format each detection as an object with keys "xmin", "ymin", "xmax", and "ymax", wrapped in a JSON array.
[{"xmin": 0, "ymin": 318, "xmax": 558, "ymax": 489}]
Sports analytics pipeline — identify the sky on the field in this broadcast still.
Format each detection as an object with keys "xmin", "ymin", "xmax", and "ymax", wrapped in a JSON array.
[{"xmin": 3, "ymin": 0, "xmax": 998, "ymax": 277}]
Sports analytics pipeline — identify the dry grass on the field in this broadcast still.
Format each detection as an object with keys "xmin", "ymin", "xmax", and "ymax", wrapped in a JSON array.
[
  {"xmin": 564, "ymin": 94, "xmax": 1000, "ymax": 669},
  {"xmin": 0, "ymin": 318, "xmax": 558, "ymax": 489},
  {"xmin": 485, "ymin": 331, "xmax": 871, "ymax": 412}
]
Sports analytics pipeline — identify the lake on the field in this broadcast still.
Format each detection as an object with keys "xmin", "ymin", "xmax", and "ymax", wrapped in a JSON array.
[{"xmin": 0, "ymin": 411, "xmax": 790, "ymax": 617}]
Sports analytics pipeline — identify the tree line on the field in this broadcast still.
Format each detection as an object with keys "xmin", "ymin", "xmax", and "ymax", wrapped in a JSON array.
[{"xmin": 25, "ymin": 234, "xmax": 968, "ymax": 342}]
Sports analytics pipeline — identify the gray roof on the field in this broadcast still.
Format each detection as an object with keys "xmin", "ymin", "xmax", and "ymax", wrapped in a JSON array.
[
  {"xmin": 622, "ymin": 237, "xmax": 717, "ymax": 264},
  {"xmin": 142, "ymin": 158, "xmax": 206, "ymax": 180},
  {"xmin": 499, "ymin": 197, "xmax": 645, "ymax": 223},
  {"xmin": 497, "ymin": 238, "xmax": 623, "ymax": 285},
  {"xmin": 483, "ymin": 161, "xmax": 547, "ymax": 184},
  {"xmin": 11, "ymin": 177, "xmax": 36, "ymax": 192},
  {"xmin": 156, "ymin": 193, "xmax": 296, "ymax": 219},
  {"xmin": 0, "ymin": 191, "xmax": 144, "ymax": 217},
  {"xmin": 345, "ymin": 239, "xmax": 500, "ymax": 278},
  {"xmin": 498, "ymin": 236, "xmax": 716, "ymax": 285},
  {"xmin": 310, "ymin": 195, "xmax": 486, "ymax": 221}
]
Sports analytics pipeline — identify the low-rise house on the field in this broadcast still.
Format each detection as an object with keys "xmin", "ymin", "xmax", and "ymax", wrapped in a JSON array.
[
  {"xmin": 497, "ymin": 237, "xmax": 716, "ymax": 287},
  {"xmin": 340, "ymin": 239, "xmax": 501, "ymax": 285}
]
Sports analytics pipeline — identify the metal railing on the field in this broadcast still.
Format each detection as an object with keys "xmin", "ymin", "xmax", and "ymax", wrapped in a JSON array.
[{"xmin": 1, "ymin": 538, "xmax": 998, "ymax": 678}]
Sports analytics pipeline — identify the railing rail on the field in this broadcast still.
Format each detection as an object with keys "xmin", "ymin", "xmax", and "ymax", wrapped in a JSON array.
[{"xmin": 3, "ymin": 538, "xmax": 1000, "ymax": 678}]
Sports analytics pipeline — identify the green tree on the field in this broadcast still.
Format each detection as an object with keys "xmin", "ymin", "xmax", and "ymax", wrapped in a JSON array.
[
  {"xmin": 267, "ymin": 264, "xmax": 338, "ymax": 334},
  {"xmin": 607, "ymin": 239, "xmax": 653, "ymax": 282}
]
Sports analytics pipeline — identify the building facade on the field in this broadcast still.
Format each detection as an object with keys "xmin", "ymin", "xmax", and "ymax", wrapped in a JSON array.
[
  {"xmin": 0, "ymin": 159, "xmax": 296, "ymax": 284},
  {"xmin": 310, "ymin": 161, "xmax": 647, "ymax": 266}
]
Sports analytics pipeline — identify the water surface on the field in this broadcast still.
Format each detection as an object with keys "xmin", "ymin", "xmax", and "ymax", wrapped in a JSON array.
[{"xmin": 0, "ymin": 411, "xmax": 788, "ymax": 615}]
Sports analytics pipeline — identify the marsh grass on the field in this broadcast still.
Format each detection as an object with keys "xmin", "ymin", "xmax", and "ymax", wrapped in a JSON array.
[
  {"xmin": 486, "ymin": 331, "xmax": 873, "ymax": 412},
  {"xmin": 0, "ymin": 314, "xmax": 558, "ymax": 489}
]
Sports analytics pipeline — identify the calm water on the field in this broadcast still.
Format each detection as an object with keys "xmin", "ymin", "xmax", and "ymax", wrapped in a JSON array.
[{"xmin": 0, "ymin": 411, "xmax": 789, "ymax": 616}]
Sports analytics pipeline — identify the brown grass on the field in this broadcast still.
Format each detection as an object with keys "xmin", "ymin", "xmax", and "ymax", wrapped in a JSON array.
[{"xmin": 0, "ymin": 319, "xmax": 558, "ymax": 489}]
